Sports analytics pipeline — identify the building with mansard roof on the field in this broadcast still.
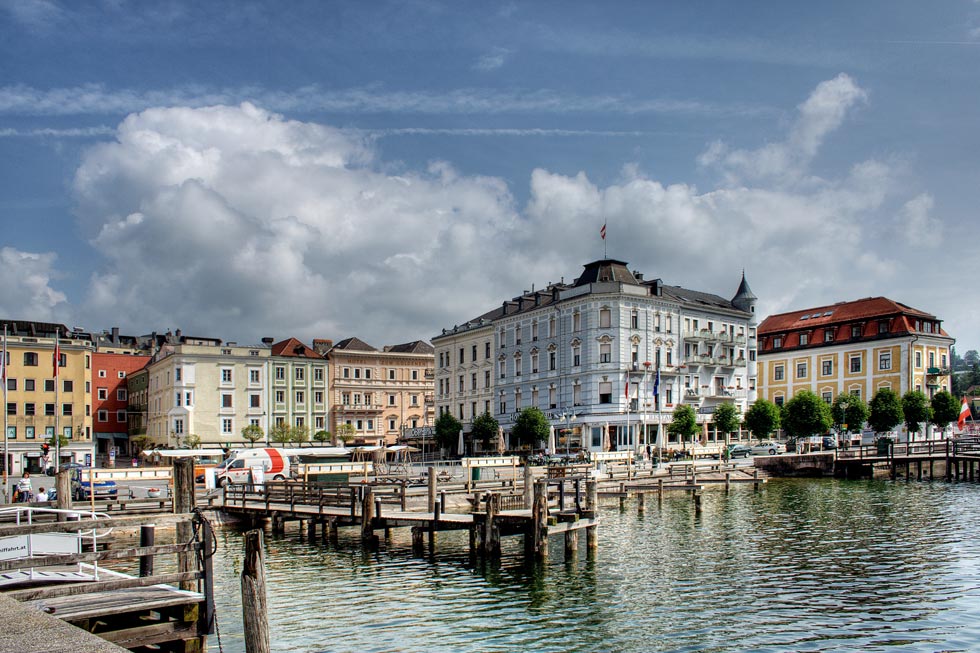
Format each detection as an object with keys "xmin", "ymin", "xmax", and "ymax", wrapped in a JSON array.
[{"xmin": 433, "ymin": 259, "xmax": 758, "ymax": 454}]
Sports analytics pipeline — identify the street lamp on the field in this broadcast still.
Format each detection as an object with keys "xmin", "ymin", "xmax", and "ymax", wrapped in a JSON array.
[{"xmin": 561, "ymin": 412, "xmax": 577, "ymax": 456}]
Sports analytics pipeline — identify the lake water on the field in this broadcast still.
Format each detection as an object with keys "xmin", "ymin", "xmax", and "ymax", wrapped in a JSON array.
[{"xmin": 204, "ymin": 479, "xmax": 980, "ymax": 653}]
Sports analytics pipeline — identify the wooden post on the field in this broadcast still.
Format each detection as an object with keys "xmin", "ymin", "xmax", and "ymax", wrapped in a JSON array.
[
  {"xmin": 724, "ymin": 472, "xmax": 731, "ymax": 493},
  {"xmin": 532, "ymin": 480, "xmax": 549, "ymax": 559},
  {"xmin": 487, "ymin": 492, "xmax": 501, "ymax": 557},
  {"xmin": 361, "ymin": 485, "xmax": 376, "ymax": 547},
  {"xmin": 412, "ymin": 526, "xmax": 425, "ymax": 555},
  {"xmin": 307, "ymin": 519, "xmax": 317, "ymax": 540},
  {"xmin": 241, "ymin": 529, "xmax": 270, "ymax": 653},
  {"xmin": 400, "ymin": 480, "xmax": 407, "ymax": 511},
  {"xmin": 753, "ymin": 468, "xmax": 761, "ymax": 491},
  {"xmin": 139, "ymin": 524, "xmax": 155, "ymax": 577},
  {"xmin": 328, "ymin": 518, "xmax": 339, "ymax": 545},
  {"xmin": 200, "ymin": 515, "xmax": 216, "ymax": 637},
  {"xmin": 637, "ymin": 491, "xmax": 645, "ymax": 514},
  {"xmin": 693, "ymin": 488, "xmax": 702, "ymax": 513},
  {"xmin": 586, "ymin": 479, "xmax": 598, "ymax": 552},
  {"xmin": 173, "ymin": 458, "xmax": 195, "ymax": 591},
  {"xmin": 658, "ymin": 478, "xmax": 664, "ymax": 505},
  {"xmin": 55, "ymin": 468, "xmax": 72, "ymax": 522},
  {"xmin": 523, "ymin": 462, "xmax": 534, "ymax": 509},
  {"xmin": 428, "ymin": 466, "xmax": 437, "ymax": 512}
]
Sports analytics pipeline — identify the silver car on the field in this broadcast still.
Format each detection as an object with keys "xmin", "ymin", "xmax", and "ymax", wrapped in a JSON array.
[{"xmin": 750, "ymin": 441, "xmax": 786, "ymax": 456}]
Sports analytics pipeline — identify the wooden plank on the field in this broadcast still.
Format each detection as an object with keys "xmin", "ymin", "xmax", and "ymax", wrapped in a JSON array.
[
  {"xmin": 100, "ymin": 622, "xmax": 197, "ymax": 647},
  {"xmin": 7, "ymin": 571, "xmax": 202, "ymax": 601},
  {"xmin": 0, "ymin": 542, "xmax": 198, "ymax": 573},
  {"xmin": 24, "ymin": 586, "xmax": 203, "ymax": 621},
  {"xmin": 0, "ymin": 512, "xmax": 195, "ymax": 537}
]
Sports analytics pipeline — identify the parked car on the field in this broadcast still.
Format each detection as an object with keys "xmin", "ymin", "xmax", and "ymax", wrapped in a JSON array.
[
  {"xmin": 822, "ymin": 436, "xmax": 838, "ymax": 450},
  {"xmin": 727, "ymin": 444, "xmax": 753, "ymax": 458},
  {"xmin": 64, "ymin": 462, "xmax": 118, "ymax": 501},
  {"xmin": 750, "ymin": 441, "xmax": 786, "ymax": 456}
]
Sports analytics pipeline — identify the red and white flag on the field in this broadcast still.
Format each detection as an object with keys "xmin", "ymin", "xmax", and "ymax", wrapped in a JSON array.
[
  {"xmin": 53, "ymin": 338, "xmax": 60, "ymax": 378},
  {"xmin": 958, "ymin": 397, "xmax": 971, "ymax": 430},
  {"xmin": 624, "ymin": 372, "xmax": 630, "ymax": 398},
  {"xmin": 600, "ymin": 222, "xmax": 606, "ymax": 240}
]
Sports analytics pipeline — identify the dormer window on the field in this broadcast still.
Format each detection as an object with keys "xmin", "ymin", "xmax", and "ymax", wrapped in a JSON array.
[
  {"xmin": 824, "ymin": 329, "xmax": 834, "ymax": 343},
  {"xmin": 799, "ymin": 333, "xmax": 809, "ymax": 346},
  {"xmin": 773, "ymin": 336, "xmax": 783, "ymax": 349}
]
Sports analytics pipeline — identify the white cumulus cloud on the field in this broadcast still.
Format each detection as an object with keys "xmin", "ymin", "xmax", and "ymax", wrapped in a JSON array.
[{"xmin": 0, "ymin": 247, "xmax": 69, "ymax": 321}]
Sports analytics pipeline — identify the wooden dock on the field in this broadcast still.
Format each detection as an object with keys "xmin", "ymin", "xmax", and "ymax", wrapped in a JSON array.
[{"xmin": 835, "ymin": 437, "xmax": 980, "ymax": 481}]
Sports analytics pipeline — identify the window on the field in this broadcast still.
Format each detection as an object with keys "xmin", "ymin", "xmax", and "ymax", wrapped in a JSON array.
[
  {"xmin": 388, "ymin": 394, "xmax": 396, "ymax": 406},
  {"xmin": 117, "ymin": 389, "xmax": 127, "ymax": 401},
  {"xmin": 222, "ymin": 418, "xmax": 233, "ymax": 434},
  {"xmin": 915, "ymin": 351, "xmax": 922, "ymax": 368},
  {"xmin": 98, "ymin": 370, "xmax": 107, "ymax": 378},
  {"xmin": 485, "ymin": 370, "xmax": 491, "ymax": 387},
  {"xmin": 23, "ymin": 352, "xmax": 37, "ymax": 366},
  {"xmin": 63, "ymin": 380, "xmax": 73, "ymax": 392},
  {"xmin": 599, "ymin": 308, "xmax": 611, "ymax": 328},
  {"xmin": 799, "ymin": 333, "xmax": 809, "ymax": 346},
  {"xmin": 341, "ymin": 393, "xmax": 350, "ymax": 405},
  {"xmin": 459, "ymin": 347, "xmax": 465, "ymax": 364},
  {"xmin": 600, "ymin": 343, "xmax": 611, "ymax": 363},
  {"xmin": 44, "ymin": 403, "xmax": 54, "ymax": 416},
  {"xmin": 549, "ymin": 351, "xmax": 556, "ymax": 371},
  {"xmin": 796, "ymin": 362, "xmax": 807, "ymax": 378},
  {"xmin": 485, "ymin": 342, "xmax": 491, "ymax": 359},
  {"xmin": 44, "ymin": 380, "xmax": 54, "ymax": 392},
  {"xmin": 250, "ymin": 369, "xmax": 261, "ymax": 383},
  {"xmin": 774, "ymin": 396, "xmax": 784, "ymax": 407},
  {"xmin": 221, "ymin": 368, "xmax": 232, "ymax": 383},
  {"xmin": 850, "ymin": 356, "xmax": 861, "ymax": 373},
  {"xmin": 850, "ymin": 388, "xmax": 861, "ymax": 399},
  {"xmin": 174, "ymin": 418, "xmax": 184, "ymax": 435},
  {"xmin": 250, "ymin": 394, "xmax": 261, "ymax": 408},
  {"xmin": 411, "ymin": 394, "xmax": 419, "ymax": 406},
  {"xmin": 388, "ymin": 369, "xmax": 395, "ymax": 380},
  {"xmin": 315, "ymin": 391, "xmax": 323, "ymax": 403},
  {"xmin": 515, "ymin": 327, "xmax": 522, "ymax": 346},
  {"xmin": 24, "ymin": 403, "xmax": 34, "ymax": 416},
  {"xmin": 97, "ymin": 388, "xmax": 107, "ymax": 400},
  {"xmin": 878, "ymin": 320, "xmax": 889, "ymax": 334},
  {"xmin": 879, "ymin": 352, "xmax": 892, "ymax": 371},
  {"xmin": 296, "ymin": 391, "xmax": 305, "ymax": 405},
  {"xmin": 851, "ymin": 325, "xmax": 862, "ymax": 338},
  {"xmin": 821, "ymin": 360, "xmax": 833, "ymax": 376},
  {"xmin": 275, "ymin": 366, "xmax": 285, "ymax": 380},
  {"xmin": 573, "ymin": 345, "xmax": 581, "ymax": 367},
  {"xmin": 24, "ymin": 379, "xmax": 34, "ymax": 392},
  {"xmin": 774, "ymin": 365, "xmax": 784, "ymax": 381},
  {"xmin": 6, "ymin": 402, "xmax": 14, "ymax": 416},
  {"xmin": 295, "ymin": 366, "xmax": 305, "ymax": 381},
  {"xmin": 185, "ymin": 391, "xmax": 193, "ymax": 406},
  {"xmin": 343, "ymin": 368, "xmax": 350, "ymax": 379},
  {"xmin": 549, "ymin": 387, "xmax": 556, "ymax": 409},
  {"xmin": 354, "ymin": 368, "xmax": 361, "ymax": 379},
  {"xmin": 275, "ymin": 390, "xmax": 285, "ymax": 403},
  {"xmin": 773, "ymin": 337, "xmax": 783, "ymax": 349},
  {"xmin": 531, "ymin": 354, "xmax": 539, "ymax": 374},
  {"xmin": 62, "ymin": 404, "xmax": 72, "ymax": 416},
  {"xmin": 116, "ymin": 410, "xmax": 126, "ymax": 423},
  {"xmin": 222, "ymin": 394, "xmax": 233, "ymax": 408},
  {"xmin": 499, "ymin": 360, "xmax": 506, "ymax": 379},
  {"xmin": 822, "ymin": 392, "xmax": 833, "ymax": 404},
  {"xmin": 573, "ymin": 383, "xmax": 582, "ymax": 406},
  {"xmin": 175, "ymin": 367, "xmax": 182, "ymax": 381},
  {"xmin": 531, "ymin": 323, "xmax": 538, "ymax": 341},
  {"xmin": 412, "ymin": 370, "xmax": 419, "ymax": 381},
  {"xmin": 25, "ymin": 426, "xmax": 34, "ymax": 440},
  {"xmin": 471, "ymin": 373, "xmax": 477, "ymax": 390},
  {"xmin": 598, "ymin": 381, "xmax": 612, "ymax": 404},
  {"xmin": 515, "ymin": 355, "xmax": 522, "ymax": 376},
  {"xmin": 573, "ymin": 313, "xmax": 582, "ymax": 331},
  {"xmin": 631, "ymin": 310, "xmax": 639, "ymax": 329},
  {"xmin": 314, "ymin": 367, "xmax": 324, "ymax": 382},
  {"xmin": 824, "ymin": 329, "xmax": 834, "ymax": 343}
]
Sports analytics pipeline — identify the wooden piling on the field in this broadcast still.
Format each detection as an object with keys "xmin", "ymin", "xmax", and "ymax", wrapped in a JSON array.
[
  {"xmin": 55, "ymin": 469, "xmax": 72, "ymax": 521},
  {"xmin": 139, "ymin": 524, "xmax": 155, "ymax": 578},
  {"xmin": 724, "ymin": 472, "xmax": 731, "ymax": 493},
  {"xmin": 637, "ymin": 491, "xmax": 645, "ymax": 514},
  {"xmin": 412, "ymin": 526, "xmax": 425, "ymax": 554},
  {"xmin": 532, "ymin": 481, "xmax": 549, "ymax": 559},
  {"xmin": 307, "ymin": 519, "xmax": 317, "ymax": 540},
  {"xmin": 586, "ymin": 479, "xmax": 598, "ymax": 551},
  {"xmin": 173, "ymin": 458, "xmax": 195, "ymax": 591},
  {"xmin": 693, "ymin": 489, "xmax": 702, "ymax": 514},
  {"xmin": 241, "ymin": 529, "xmax": 270, "ymax": 653},
  {"xmin": 361, "ymin": 485, "xmax": 376, "ymax": 547},
  {"xmin": 565, "ymin": 528, "xmax": 578, "ymax": 557},
  {"xmin": 486, "ymin": 493, "xmax": 501, "ymax": 557},
  {"xmin": 753, "ymin": 469, "xmax": 761, "ymax": 491},
  {"xmin": 523, "ymin": 462, "xmax": 534, "ymax": 509},
  {"xmin": 428, "ymin": 466, "xmax": 437, "ymax": 512},
  {"xmin": 400, "ymin": 481, "xmax": 408, "ymax": 511},
  {"xmin": 657, "ymin": 478, "xmax": 664, "ymax": 505}
]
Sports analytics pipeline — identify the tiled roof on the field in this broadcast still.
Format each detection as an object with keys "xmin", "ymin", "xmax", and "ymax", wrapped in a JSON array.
[
  {"xmin": 331, "ymin": 337, "xmax": 378, "ymax": 352},
  {"xmin": 271, "ymin": 337, "xmax": 323, "ymax": 359},
  {"xmin": 659, "ymin": 284, "xmax": 741, "ymax": 313},
  {"xmin": 759, "ymin": 297, "xmax": 941, "ymax": 335},
  {"xmin": 572, "ymin": 259, "xmax": 639, "ymax": 287},
  {"xmin": 385, "ymin": 340, "xmax": 435, "ymax": 354}
]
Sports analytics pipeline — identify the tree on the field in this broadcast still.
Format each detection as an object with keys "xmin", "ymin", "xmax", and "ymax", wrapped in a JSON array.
[
  {"xmin": 965, "ymin": 350, "xmax": 979, "ymax": 366},
  {"xmin": 868, "ymin": 388, "xmax": 903, "ymax": 436},
  {"xmin": 47, "ymin": 431, "xmax": 69, "ymax": 449},
  {"xmin": 335, "ymin": 423, "xmax": 357, "ymax": 445},
  {"xmin": 269, "ymin": 422, "xmax": 293, "ymax": 444},
  {"xmin": 831, "ymin": 394, "xmax": 869, "ymax": 434},
  {"xmin": 931, "ymin": 391, "xmax": 960, "ymax": 434},
  {"xmin": 183, "ymin": 433, "xmax": 202, "ymax": 449},
  {"xmin": 782, "ymin": 390, "xmax": 832, "ymax": 439},
  {"xmin": 713, "ymin": 402, "xmax": 741, "ymax": 446},
  {"xmin": 290, "ymin": 425, "xmax": 310, "ymax": 444},
  {"xmin": 744, "ymin": 399, "xmax": 781, "ymax": 440},
  {"xmin": 511, "ymin": 407, "xmax": 550, "ymax": 449},
  {"xmin": 470, "ymin": 411, "xmax": 500, "ymax": 450},
  {"xmin": 313, "ymin": 429, "xmax": 331, "ymax": 444},
  {"xmin": 241, "ymin": 424, "xmax": 264, "ymax": 446},
  {"xmin": 667, "ymin": 404, "xmax": 700, "ymax": 452},
  {"xmin": 901, "ymin": 391, "xmax": 932, "ymax": 439},
  {"xmin": 434, "ymin": 412, "xmax": 462, "ymax": 450}
]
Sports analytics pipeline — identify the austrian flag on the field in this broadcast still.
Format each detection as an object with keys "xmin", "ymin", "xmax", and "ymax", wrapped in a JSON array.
[
  {"xmin": 600, "ymin": 222, "xmax": 606, "ymax": 240},
  {"xmin": 958, "ymin": 397, "xmax": 971, "ymax": 430}
]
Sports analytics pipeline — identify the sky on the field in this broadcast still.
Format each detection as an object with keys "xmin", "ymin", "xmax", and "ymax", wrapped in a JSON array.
[{"xmin": 1, "ymin": 1, "xmax": 979, "ymax": 351}]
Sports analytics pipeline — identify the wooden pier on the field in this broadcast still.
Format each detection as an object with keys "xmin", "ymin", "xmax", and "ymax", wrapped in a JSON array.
[{"xmin": 835, "ymin": 437, "xmax": 980, "ymax": 481}]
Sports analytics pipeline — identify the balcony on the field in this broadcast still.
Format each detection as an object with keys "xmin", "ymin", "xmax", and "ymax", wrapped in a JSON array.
[
  {"xmin": 339, "ymin": 403, "xmax": 383, "ymax": 414},
  {"xmin": 926, "ymin": 367, "xmax": 950, "ymax": 376},
  {"xmin": 684, "ymin": 388, "xmax": 701, "ymax": 399}
]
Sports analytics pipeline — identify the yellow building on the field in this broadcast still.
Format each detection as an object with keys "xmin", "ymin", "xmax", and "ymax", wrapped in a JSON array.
[
  {"xmin": 758, "ymin": 297, "xmax": 953, "ymax": 438},
  {"xmin": 2, "ymin": 320, "xmax": 95, "ymax": 477},
  {"xmin": 325, "ymin": 338, "xmax": 434, "ymax": 446}
]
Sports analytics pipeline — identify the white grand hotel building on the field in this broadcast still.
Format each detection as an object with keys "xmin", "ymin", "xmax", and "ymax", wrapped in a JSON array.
[{"xmin": 433, "ymin": 259, "xmax": 759, "ymax": 453}]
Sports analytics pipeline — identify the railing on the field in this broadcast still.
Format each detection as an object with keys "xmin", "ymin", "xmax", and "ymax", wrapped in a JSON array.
[{"xmin": 836, "ymin": 439, "xmax": 952, "ymax": 461}]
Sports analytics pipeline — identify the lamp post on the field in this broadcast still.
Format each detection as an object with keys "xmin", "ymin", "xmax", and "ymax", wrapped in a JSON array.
[{"xmin": 561, "ymin": 412, "xmax": 577, "ymax": 456}]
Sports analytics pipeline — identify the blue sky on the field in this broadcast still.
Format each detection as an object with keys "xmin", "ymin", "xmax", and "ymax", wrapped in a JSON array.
[{"xmin": 1, "ymin": 1, "xmax": 978, "ymax": 351}]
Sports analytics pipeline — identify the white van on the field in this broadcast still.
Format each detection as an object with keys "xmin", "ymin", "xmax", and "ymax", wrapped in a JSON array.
[{"xmin": 213, "ymin": 448, "xmax": 297, "ymax": 487}]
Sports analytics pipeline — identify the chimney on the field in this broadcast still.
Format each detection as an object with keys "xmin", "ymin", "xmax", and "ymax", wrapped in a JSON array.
[
  {"xmin": 502, "ymin": 301, "xmax": 509, "ymax": 315},
  {"xmin": 175, "ymin": 328, "xmax": 182, "ymax": 340},
  {"xmin": 111, "ymin": 326, "xmax": 119, "ymax": 343},
  {"xmin": 634, "ymin": 271, "xmax": 644, "ymax": 281},
  {"xmin": 261, "ymin": 337, "xmax": 274, "ymax": 345},
  {"xmin": 313, "ymin": 339, "xmax": 333, "ymax": 355}
]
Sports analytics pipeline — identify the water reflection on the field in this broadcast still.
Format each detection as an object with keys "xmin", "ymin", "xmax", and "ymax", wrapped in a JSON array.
[{"xmin": 205, "ymin": 479, "xmax": 980, "ymax": 653}]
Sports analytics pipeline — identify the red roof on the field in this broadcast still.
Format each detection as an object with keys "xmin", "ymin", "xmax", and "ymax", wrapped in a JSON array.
[{"xmin": 270, "ymin": 338, "xmax": 323, "ymax": 359}]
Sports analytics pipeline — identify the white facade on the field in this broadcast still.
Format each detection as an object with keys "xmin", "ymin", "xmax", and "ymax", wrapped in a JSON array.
[{"xmin": 432, "ymin": 321, "xmax": 495, "ymax": 429}]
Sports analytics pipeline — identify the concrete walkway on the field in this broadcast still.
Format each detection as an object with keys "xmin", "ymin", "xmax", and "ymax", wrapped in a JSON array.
[{"xmin": 0, "ymin": 593, "xmax": 129, "ymax": 653}]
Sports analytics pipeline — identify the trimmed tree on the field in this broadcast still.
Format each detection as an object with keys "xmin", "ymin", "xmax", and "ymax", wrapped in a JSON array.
[
  {"xmin": 241, "ymin": 423, "xmax": 264, "ymax": 446},
  {"xmin": 782, "ymin": 390, "xmax": 833, "ymax": 440},
  {"xmin": 713, "ymin": 402, "xmax": 741, "ymax": 446},
  {"xmin": 183, "ymin": 433, "xmax": 202, "ymax": 449},
  {"xmin": 313, "ymin": 430, "xmax": 331, "ymax": 444},
  {"xmin": 667, "ymin": 404, "xmax": 700, "ymax": 453},
  {"xmin": 434, "ymin": 412, "xmax": 463, "ymax": 451},
  {"xmin": 511, "ymin": 407, "xmax": 550, "ymax": 449},
  {"xmin": 471, "ymin": 411, "xmax": 500, "ymax": 450},
  {"xmin": 335, "ymin": 423, "xmax": 357, "ymax": 445},
  {"xmin": 831, "ymin": 393, "xmax": 869, "ymax": 435},
  {"xmin": 290, "ymin": 425, "xmax": 310, "ymax": 444},
  {"xmin": 902, "ymin": 390, "xmax": 932, "ymax": 440},
  {"xmin": 868, "ymin": 388, "xmax": 903, "ymax": 437},
  {"xmin": 744, "ymin": 398, "xmax": 781, "ymax": 441},
  {"xmin": 930, "ymin": 391, "xmax": 960, "ymax": 435},
  {"xmin": 269, "ymin": 422, "xmax": 293, "ymax": 445}
]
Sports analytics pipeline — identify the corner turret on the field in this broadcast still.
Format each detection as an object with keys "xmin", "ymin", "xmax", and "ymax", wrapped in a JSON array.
[{"xmin": 731, "ymin": 270, "xmax": 757, "ymax": 320}]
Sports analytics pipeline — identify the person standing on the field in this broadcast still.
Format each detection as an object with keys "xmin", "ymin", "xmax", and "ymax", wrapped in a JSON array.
[{"xmin": 17, "ymin": 472, "xmax": 32, "ymax": 503}]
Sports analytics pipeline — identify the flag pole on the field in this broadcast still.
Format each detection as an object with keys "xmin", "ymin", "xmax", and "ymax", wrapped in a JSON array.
[
  {"xmin": 2, "ymin": 324, "xmax": 8, "ymax": 502},
  {"xmin": 54, "ymin": 330, "xmax": 60, "ymax": 474}
]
